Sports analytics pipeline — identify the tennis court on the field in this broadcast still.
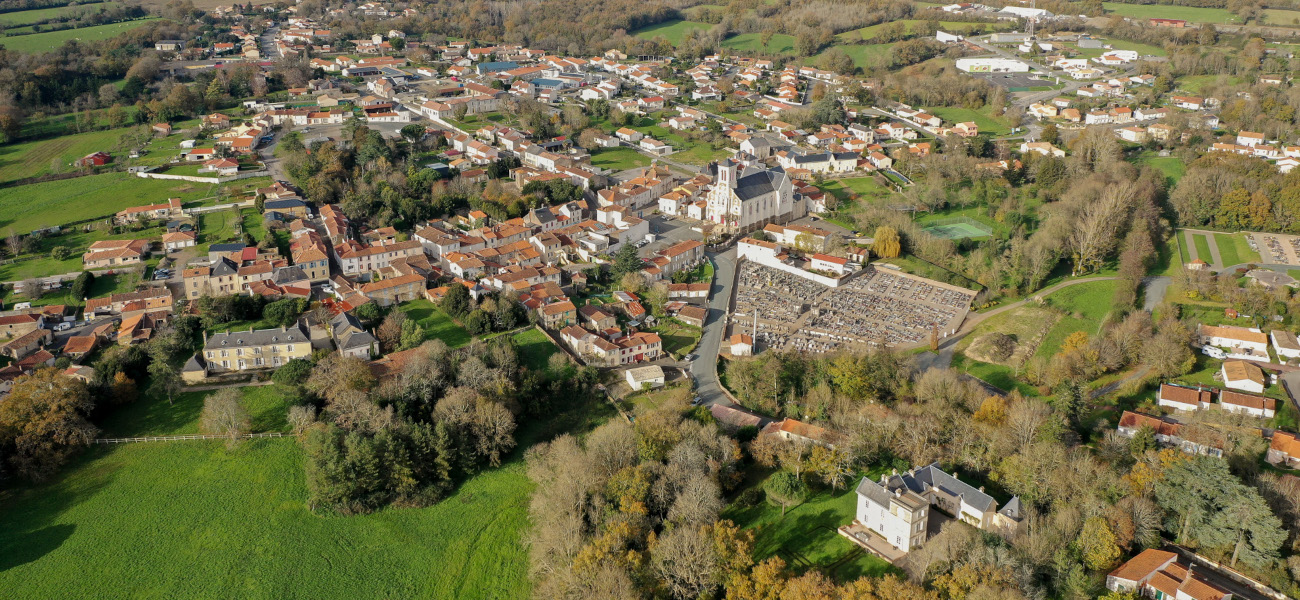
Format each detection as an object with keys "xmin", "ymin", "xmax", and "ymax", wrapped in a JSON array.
[{"xmin": 922, "ymin": 220, "xmax": 993, "ymax": 239}]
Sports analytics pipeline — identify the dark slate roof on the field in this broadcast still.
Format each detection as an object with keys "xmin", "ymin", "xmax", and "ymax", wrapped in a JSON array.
[
  {"xmin": 209, "ymin": 243, "xmax": 246, "ymax": 253},
  {"xmin": 791, "ymin": 152, "xmax": 830, "ymax": 164},
  {"xmin": 183, "ymin": 353, "xmax": 206, "ymax": 372},
  {"xmin": 998, "ymin": 496, "xmax": 1024, "ymax": 520},
  {"xmin": 265, "ymin": 198, "xmax": 307, "ymax": 210},
  {"xmin": 733, "ymin": 166, "xmax": 788, "ymax": 202},
  {"xmin": 330, "ymin": 312, "xmax": 376, "ymax": 351},
  {"xmin": 273, "ymin": 265, "xmax": 308, "ymax": 284},
  {"xmin": 211, "ymin": 257, "xmax": 239, "ymax": 277},
  {"xmin": 909, "ymin": 463, "xmax": 997, "ymax": 513},
  {"xmin": 205, "ymin": 323, "xmax": 309, "ymax": 350}
]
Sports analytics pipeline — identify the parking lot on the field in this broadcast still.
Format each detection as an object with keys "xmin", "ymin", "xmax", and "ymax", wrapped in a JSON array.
[{"xmin": 972, "ymin": 72, "xmax": 1058, "ymax": 89}]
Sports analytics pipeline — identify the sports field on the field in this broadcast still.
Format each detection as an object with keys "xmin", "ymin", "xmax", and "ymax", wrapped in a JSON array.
[{"xmin": 923, "ymin": 221, "xmax": 993, "ymax": 240}]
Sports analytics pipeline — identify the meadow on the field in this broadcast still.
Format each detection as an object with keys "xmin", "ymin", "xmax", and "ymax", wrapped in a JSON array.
[
  {"xmin": 1034, "ymin": 279, "xmax": 1119, "ymax": 359},
  {"xmin": 0, "ymin": 17, "xmax": 160, "ymax": 53},
  {"xmin": 0, "ymin": 126, "xmax": 135, "ymax": 185},
  {"xmin": 590, "ymin": 146, "xmax": 653, "ymax": 171},
  {"xmin": 821, "ymin": 43, "xmax": 893, "ymax": 69},
  {"xmin": 1134, "ymin": 151, "xmax": 1185, "ymax": 184},
  {"xmin": 1100, "ymin": 2, "xmax": 1239, "ymax": 23},
  {"xmin": 0, "ymin": 172, "xmax": 223, "ymax": 233},
  {"xmin": 722, "ymin": 32, "xmax": 796, "ymax": 55},
  {"xmin": 0, "ymin": 336, "xmax": 608, "ymax": 599},
  {"xmin": 0, "ymin": 2, "xmax": 122, "ymax": 27},
  {"xmin": 633, "ymin": 19, "xmax": 711, "ymax": 46}
]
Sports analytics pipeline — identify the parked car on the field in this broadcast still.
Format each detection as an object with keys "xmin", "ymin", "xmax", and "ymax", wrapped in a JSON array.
[{"xmin": 53, "ymin": 322, "xmax": 72, "ymax": 331}]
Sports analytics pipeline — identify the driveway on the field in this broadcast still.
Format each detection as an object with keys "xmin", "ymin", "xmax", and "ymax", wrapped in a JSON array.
[{"xmin": 689, "ymin": 248, "xmax": 737, "ymax": 407}]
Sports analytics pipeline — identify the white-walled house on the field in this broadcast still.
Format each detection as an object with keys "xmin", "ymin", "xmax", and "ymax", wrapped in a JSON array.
[
  {"xmin": 1272, "ymin": 330, "xmax": 1300, "ymax": 360},
  {"xmin": 1198, "ymin": 323, "xmax": 1270, "ymax": 361},
  {"xmin": 1219, "ymin": 390, "xmax": 1276, "ymax": 418},
  {"xmin": 1221, "ymin": 360, "xmax": 1267, "ymax": 394},
  {"xmin": 1156, "ymin": 383, "xmax": 1212, "ymax": 412}
]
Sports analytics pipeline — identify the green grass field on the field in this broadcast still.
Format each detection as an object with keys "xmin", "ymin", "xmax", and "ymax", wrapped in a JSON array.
[
  {"xmin": 0, "ymin": 365, "xmax": 616, "ymax": 599},
  {"xmin": 835, "ymin": 19, "xmax": 1009, "ymax": 42},
  {"xmin": 632, "ymin": 19, "xmax": 712, "ymax": 46},
  {"xmin": 1177, "ymin": 74, "xmax": 1242, "ymax": 95},
  {"xmin": 511, "ymin": 327, "xmax": 559, "ymax": 372},
  {"xmin": 648, "ymin": 320, "xmax": 702, "ymax": 358},
  {"xmin": 397, "ymin": 300, "xmax": 472, "ymax": 348},
  {"xmin": 0, "ymin": 223, "xmax": 166, "ymax": 281},
  {"xmin": 0, "ymin": 126, "xmax": 136, "ymax": 185},
  {"xmin": 0, "ymin": 2, "xmax": 122, "ymax": 26},
  {"xmin": 723, "ymin": 475, "xmax": 901, "ymax": 583},
  {"xmin": 1261, "ymin": 8, "xmax": 1300, "ymax": 26},
  {"xmin": 1070, "ymin": 38, "xmax": 1168, "ymax": 58},
  {"xmin": 1134, "ymin": 151, "xmax": 1185, "ymax": 183},
  {"xmin": 0, "ymin": 17, "xmax": 160, "ymax": 53},
  {"xmin": 722, "ymin": 32, "xmax": 796, "ymax": 55},
  {"xmin": 0, "ymin": 172, "xmax": 220, "ymax": 233},
  {"xmin": 1191, "ymin": 233, "xmax": 1213, "ymax": 265},
  {"xmin": 823, "ymin": 43, "xmax": 893, "ymax": 69},
  {"xmin": 930, "ymin": 106, "xmax": 1012, "ymax": 136},
  {"xmin": 1101, "ymin": 2, "xmax": 1239, "ymax": 23},
  {"xmin": 590, "ymin": 146, "xmax": 652, "ymax": 171},
  {"xmin": 1213, "ymin": 232, "xmax": 1261, "ymax": 267},
  {"xmin": 950, "ymin": 353, "xmax": 1040, "ymax": 396},
  {"xmin": 1034, "ymin": 280, "xmax": 1118, "ymax": 359}
]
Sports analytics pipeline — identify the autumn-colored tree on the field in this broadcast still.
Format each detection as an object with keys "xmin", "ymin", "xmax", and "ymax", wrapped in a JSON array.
[
  {"xmin": 1079, "ymin": 516, "xmax": 1122, "ymax": 570},
  {"xmin": 0, "ymin": 369, "xmax": 97, "ymax": 480},
  {"xmin": 872, "ymin": 226, "xmax": 901, "ymax": 259},
  {"xmin": 972, "ymin": 395, "xmax": 1008, "ymax": 425}
]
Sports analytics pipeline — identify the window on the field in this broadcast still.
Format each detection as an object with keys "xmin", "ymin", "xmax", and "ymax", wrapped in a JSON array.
[
  {"xmin": 206, "ymin": 351, "xmax": 214, "ymax": 359},
  {"xmin": 286, "ymin": 344, "xmax": 295, "ymax": 352}
]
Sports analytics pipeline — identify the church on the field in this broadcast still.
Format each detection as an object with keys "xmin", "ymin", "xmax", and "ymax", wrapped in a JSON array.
[{"xmin": 704, "ymin": 159, "xmax": 805, "ymax": 235}]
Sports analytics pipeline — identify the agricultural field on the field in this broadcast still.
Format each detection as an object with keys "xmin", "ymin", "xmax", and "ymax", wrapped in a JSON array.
[
  {"xmin": 1176, "ymin": 74, "xmax": 1242, "ymax": 95},
  {"xmin": 0, "ymin": 17, "xmax": 160, "ymax": 53},
  {"xmin": 0, "ymin": 126, "xmax": 137, "ymax": 185},
  {"xmin": 397, "ymin": 300, "xmax": 473, "ymax": 348},
  {"xmin": 723, "ymin": 473, "xmax": 901, "ymax": 583},
  {"xmin": 1261, "ymin": 8, "xmax": 1300, "ymax": 26},
  {"xmin": 590, "ymin": 146, "xmax": 653, "ymax": 171},
  {"xmin": 721, "ymin": 32, "xmax": 796, "ymax": 55},
  {"xmin": 929, "ymin": 106, "xmax": 1013, "ymax": 137},
  {"xmin": 633, "ymin": 19, "xmax": 711, "ymax": 46},
  {"xmin": 834, "ymin": 19, "xmax": 1008, "ymax": 42},
  {"xmin": 1100, "ymin": 2, "xmax": 1240, "ymax": 24}
]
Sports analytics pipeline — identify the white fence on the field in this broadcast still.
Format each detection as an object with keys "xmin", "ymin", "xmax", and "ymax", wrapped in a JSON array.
[{"xmin": 93, "ymin": 432, "xmax": 290, "ymax": 444}]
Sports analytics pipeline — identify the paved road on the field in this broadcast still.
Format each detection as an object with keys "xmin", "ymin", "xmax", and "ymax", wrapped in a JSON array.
[
  {"xmin": 690, "ymin": 248, "xmax": 737, "ymax": 407},
  {"xmin": 1184, "ymin": 229, "xmax": 1224, "ymax": 268},
  {"xmin": 1142, "ymin": 276, "xmax": 1171, "ymax": 312}
]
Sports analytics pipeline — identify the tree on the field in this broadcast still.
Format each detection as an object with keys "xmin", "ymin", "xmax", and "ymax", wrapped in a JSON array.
[
  {"xmin": 272, "ymin": 358, "xmax": 314, "ymax": 389},
  {"xmin": 263, "ymin": 298, "xmax": 304, "ymax": 328},
  {"xmin": 288, "ymin": 404, "xmax": 317, "ymax": 435},
  {"xmin": 147, "ymin": 360, "xmax": 182, "ymax": 405},
  {"xmin": 0, "ymin": 369, "xmax": 96, "ymax": 480},
  {"xmin": 200, "ymin": 388, "xmax": 250, "ymax": 444},
  {"xmin": 464, "ymin": 309, "xmax": 491, "ymax": 335},
  {"xmin": 763, "ymin": 471, "xmax": 808, "ymax": 516},
  {"xmin": 1155, "ymin": 456, "xmax": 1286, "ymax": 567},
  {"xmin": 612, "ymin": 243, "xmax": 644, "ymax": 279},
  {"xmin": 441, "ymin": 283, "xmax": 471, "ymax": 318},
  {"xmin": 70, "ymin": 271, "xmax": 95, "ymax": 301},
  {"xmin": 1078, "ymin": 516, "xmax": 1121, "ymax": 570},
  {"xmin": 399, "ymin": 318, "xmax": 425, "ymax": 350},
  {"xmin": 376, "ymin": 311, "xmax": 408, "ymax": 352},
  {"xmin": 872, "ymin": 226, "xmax": 901, "ymax": 258}
]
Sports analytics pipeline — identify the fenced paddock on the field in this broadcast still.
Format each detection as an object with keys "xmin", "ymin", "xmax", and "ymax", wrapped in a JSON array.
[{"xmin": 921, "ymin": 217, "xmax": 994, "ymax": 240}]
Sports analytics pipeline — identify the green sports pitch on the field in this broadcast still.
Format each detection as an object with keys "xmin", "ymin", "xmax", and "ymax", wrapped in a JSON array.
[{"xmin": 922, "ymin": 221, "xmax": 993, "ymax": 239}]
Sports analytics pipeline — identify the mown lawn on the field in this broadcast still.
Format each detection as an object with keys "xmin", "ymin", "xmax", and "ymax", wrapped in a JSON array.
[
  {"xmin": 824, "ymin": 43, "xmax": 894, "ymax": 69},
  {"xmin": 648, "ymin": 320, "xmax": 703, "ymax": 358},
  {"xmin": 0, "ymin": 17, "xmax": 161, "ymax": 53},
  {"xmin": 1191, "ymin": 233, "xmax": 1213, "ymax": 265},
  {"xmin": 1134, "ymin": 151, "xmax": 1185, "ymax": 184},
  {"xmin": 0, "ymin": 126, "xmax": 135, "ymax": 185},
  {"xmin": 723, "ymin": 474, "xmax": 902, "ymax": 583},
  {"xmin": 398, "ymin": 299, "xmax": 472, "ymax": 348},
  {"xmin": 590, "ymin": 146, "xmax": 652, "ymax": 171},
  {"xmin": 198, "ymin": 211, "xmax": 243, "ymax": 252},
  {"xmin": 96, "ymin": 385, "xmax": 295, "ymax": 438},
  {"xmin": 0, "ymin": 224, "xmax": 165, "ymax": 281},
  {"xmin": 1034, "ymin": 280, "xmax": 1119, "ymax": 359},
  {"xmin": 0, "ymin": 172, "xmax": 220, "ymax": 233},
  {"xmin": 1213, "ymin": 232, "xmax": 1260, "ymax": 267},
  {"xmin": 632, "ymin": 19, "xmax": 712, "ymax": 46}
]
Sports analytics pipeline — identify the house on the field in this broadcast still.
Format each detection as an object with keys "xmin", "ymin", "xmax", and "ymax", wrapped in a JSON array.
[
  {"xmin": 810, "ymin": 254, "xmax": 851, "ymax": 276},
  {"xmin": 116, "ymin": 198, "xmax": 183, "ymax": 224},
  {"xmin": 1172, "ymin": 96, "xmax": 1204, "ymax": 110},
  {"xmin": 192, "ymin": 323, "xmax": 313, "ymax": 378},
  {"xmin": 1218, "ymin": 390, "xmax": 1276, "ymax": 418},
  {"xmin": 539, "ymin": 299, "xmax": 577, "ymax": 328},
  {"xmin": 676, "ymin": 305, "xmax": 708, "ymax": 328},
  {"xmin": 1267, "ymin": 431, "xmax": 1300, "ymax": 468},
  {"xmin": 61, "ymin": 335, "xmax": 99, "ymax": 360},
  {"xmin": 1272, "ymin": 330, "xmax": 1300, "ymax": 360},
  {"xmin": 357, "ymin": 273, "xmax": 426, "ymax": 306},
  {"xmin": 639, "ymin": 138, "xmax": 671, "ymax": 155},
  {"xmin": 1156, "ymin": 383, "xmax": 1213, "ymax": 412},
  {"xmin": 615, "ymin": 127, "xmax": 643, "ymax": 142},
  {"xmin": 1198, "ymin": 324, "xmax": 1270, "ymax": 360},
  {"xmin": 1019, "ymin": 141, "xmax": 1065, "ymax": 157},
  {"xmin": 1116, "ymin": 411, "xmax": 1222, "ymax": 457},
  {"xmin": 1221, "ymin": 360, "xmax": 1267, "ymax": 393},
  {"xmin": 625, "ymin": 365, "xmax": 665, "ymax": 390},
  {"xmin": 76, "ymin": 151, "xmax": 111, "ymax": 167},
  {"xmin": 83, "ymin": 239, "xmax": 149, "ymax": 269},
  {"xmin": 330, "ymin": 312, "xmax": 378, "ymax": 359},
  {"xmin": 162, "ymin": 231, "xmax": 197, "ymax": 251},
  {"xmin": 760, "ymin": 417, "xmax": 834, "ymax": 446},
  {"xmin": 1118, "ymin": 126, "xmax": 1148, "ymax": 143},
  {"xmin": 1105, "ymin": 549, "xmax": 1230, "ymax": 600},
  {"xmin": 1, "ymin": 328, "xmax": 52, "ymax": 359},
  {"xmin": 730, "ymin": 333, "xmax": 753, "ymax": 356},
  {"xmin": 851, "ymin": 463, "xmax": 1023, "ymax": 553}
]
